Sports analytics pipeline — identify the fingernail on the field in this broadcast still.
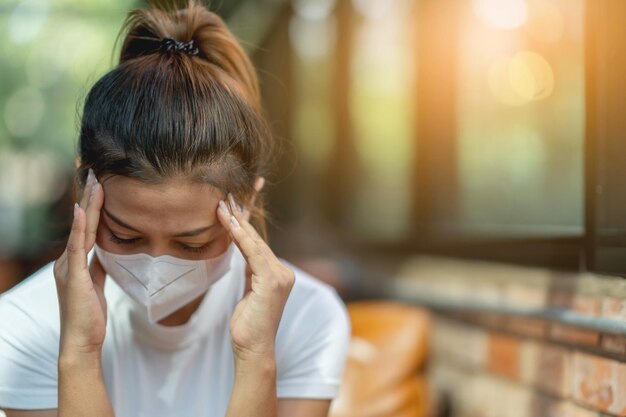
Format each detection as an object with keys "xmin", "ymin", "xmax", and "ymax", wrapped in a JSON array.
[
  {"xmin": 218, "ymin": 200, "xmax": 229, "ymax": 215},
  {"xmin": 87, "ymin": 168, "xmax": 94, "ymax": 186},
  {"xmin": 230, "ymin": 215, "xmax": 240, "ymax": 229},
  {"xmin": 74, "ymin": 203, "xmax": 79, "ymax": 218}
]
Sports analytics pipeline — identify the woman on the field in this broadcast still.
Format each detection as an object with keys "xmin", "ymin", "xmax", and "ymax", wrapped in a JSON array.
[{"xmin": 0, "ymin": 2, "xmax": 351, "ymax": 416}]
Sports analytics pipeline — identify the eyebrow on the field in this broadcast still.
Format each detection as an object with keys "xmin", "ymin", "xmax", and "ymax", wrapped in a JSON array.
[{"xmin": 103, "ymin": 208, "xmax": 216, "ymax": 237}]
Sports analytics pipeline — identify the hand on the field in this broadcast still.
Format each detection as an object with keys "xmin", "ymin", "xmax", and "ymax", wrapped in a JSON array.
[
  {"xmin": 53, "ymin": 168, "xmax": 107, "ymax": 357},
  {"xmin": 217, "ymin": 188, "xmax": 295, "ymax": 361}
]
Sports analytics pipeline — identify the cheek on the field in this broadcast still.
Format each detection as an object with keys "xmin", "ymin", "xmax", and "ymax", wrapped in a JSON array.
[
  {"xmin": 208, "ymin": 229, "xmax": 232, "ymax": 257},
  {"xmin": 96, "ymin": 222, "xmax": 108, "ymax": 248}
]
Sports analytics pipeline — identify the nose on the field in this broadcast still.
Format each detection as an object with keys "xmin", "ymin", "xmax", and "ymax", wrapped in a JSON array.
[{"xmin": 144, "ymin": 242, "xmax": 173, "ymax": 258}]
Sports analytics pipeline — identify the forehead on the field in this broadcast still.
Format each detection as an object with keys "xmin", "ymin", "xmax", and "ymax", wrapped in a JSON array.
[{"xmin": 100, "ymin": 176, "xmax": 224, "ymax": 230}]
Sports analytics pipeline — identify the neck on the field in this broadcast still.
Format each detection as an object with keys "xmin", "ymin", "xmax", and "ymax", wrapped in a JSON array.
[{"xmin": 157, "ymin": 293, "xmax": 206, "ymax": 327}]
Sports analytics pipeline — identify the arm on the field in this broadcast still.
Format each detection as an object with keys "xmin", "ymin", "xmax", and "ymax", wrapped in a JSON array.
[
  {"xmin": 220, "ymin": 185, "xmax": 342, "ymax": 417},
  {"xmin": 225, "ymin": 354, "xmax": 332, "ymax": 417},
  {"xmin": 57, "ymin": 352, "xmax": 113, "ymax": 417},
  {"xmin": 2, "ymin": 351, "xmax": 112, "ymax": 417},
  {"xmin": 217, "ymin": 189, "xmax": 291, "ymax": 417},
  {"xmin": 225, "ymin": 355, "xmax": 277, "ymax": 417},
  {"xmin": 53, "ymin": 171, "xmax": 114, "ymax": 417},
  {"xmin": 277, "ymin": 400, "xmax": 331, "ymax": 417},
  {"xmin": 4, "ymin": 410, "xmax": 57, "ymax": 417}
]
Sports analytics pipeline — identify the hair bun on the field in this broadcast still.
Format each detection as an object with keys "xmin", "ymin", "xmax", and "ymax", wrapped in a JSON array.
[{"xmin": 118, "ymin": 0, "xmax": 259, "ymax": 107}]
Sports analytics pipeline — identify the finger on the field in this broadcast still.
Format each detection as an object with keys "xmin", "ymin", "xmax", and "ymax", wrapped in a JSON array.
[
  {"xmin": 217, "ymin": 201, "xmax": 271, "ymax": 273},
  {"xmin": 241, "ymin": 207, "xmax": 251, "ymax": 223},
  {"xmin": 55, "ymin": 253, "xmax": 67, "ymax": 270},
  {"xmin": 67, "ymin": 203, "xmax": 88, "ymax": 274},
  {"xmin": 53, "ymin": 253, "xmax": 69, "ymax": 283},
  {"xmin": 227, "ymin": 193, "xmax": 266, "ymax": 246},
  {"xmin": 79, "ymin": 168, "xmax": 95, "ymax": 209},
  {"xmin": 240, "ymin": 177, "xmax": 265, "ymax": 222},
  {"xmin": 227, "ymin": 194, "xmax": 277, "ymax": 262},
  {"xmin": 85, "ymin": 179, "xmax": 104, "ymax": 250}
]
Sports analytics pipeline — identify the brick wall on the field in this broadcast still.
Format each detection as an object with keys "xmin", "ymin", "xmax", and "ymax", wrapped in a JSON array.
[{"xmin": 392, "ymin": 257, "xmax": 626, "ymax": 417}]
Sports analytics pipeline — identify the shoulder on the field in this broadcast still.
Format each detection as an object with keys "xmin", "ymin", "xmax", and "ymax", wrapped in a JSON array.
[
  {"xmin": 273, "ymin": 259, "xmax": 352, "ymax": 399},
  {"xmin": 0, "ymin": 249, "xmax": 125, "ymax": 335},
  {"xmin": 280, "ymin": 259, "xmax": 350, "ymax": 330},
  {"xmin": 0, "ymin": 260, "xmax": 60, "ymax": 334},
  {"xmin": 0, "ymin": 260, "xmax": 60, "ymax": 409},
  {"xmin": 275, "ymin": 257, "xmax": 351, "ymax": 356}
]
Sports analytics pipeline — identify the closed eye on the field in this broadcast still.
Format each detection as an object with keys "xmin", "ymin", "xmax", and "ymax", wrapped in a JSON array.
[
  {"xmin": 178, "ymin": 242, "xmax": 211, "ymax": 253},
  {"xmin": 109, "ymin": 232, "xmax": 213, "ymax": 254},
  {"xmin": 109, "ymin": 234, "xmax": 140, "ymax": 244}
]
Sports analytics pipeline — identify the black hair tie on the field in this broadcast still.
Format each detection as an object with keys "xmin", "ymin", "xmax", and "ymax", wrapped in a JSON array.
[{"xmin": 160, "ymin": 37, "xmax": 199, "ymax": 56}]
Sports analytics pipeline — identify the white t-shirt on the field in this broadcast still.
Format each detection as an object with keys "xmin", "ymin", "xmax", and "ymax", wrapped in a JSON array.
[{"xmin": 0, "ymin": 245, "xmax": 351, "ymax": 416}]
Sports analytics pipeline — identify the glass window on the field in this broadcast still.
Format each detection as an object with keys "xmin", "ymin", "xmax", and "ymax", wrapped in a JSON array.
[
  {"xmin": 289, "ymin": 0, "xmax": 338, "ymax": 222},
  {"xmin": 455, "ymin": 0, "xmax": 584, "ymax": 237},
  {"xmin": 346, "ymin": 0, "xmax": 416, "ymax": 240}
]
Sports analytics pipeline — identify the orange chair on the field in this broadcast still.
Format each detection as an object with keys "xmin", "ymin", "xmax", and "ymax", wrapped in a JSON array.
[{"xmin": 329, "ymin": 301, "xmax": 431, "ymax": 417}]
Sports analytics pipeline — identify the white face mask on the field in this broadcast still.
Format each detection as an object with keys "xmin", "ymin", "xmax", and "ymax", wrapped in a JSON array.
[{"xmin": 94, "ymin": 242, "xmax": 235, "ymax": 323}]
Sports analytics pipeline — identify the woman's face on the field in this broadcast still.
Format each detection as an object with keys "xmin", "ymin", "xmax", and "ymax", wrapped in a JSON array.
[{"xmin": 94, "ymin": 175, "xmax": 233, "ymax": 260}]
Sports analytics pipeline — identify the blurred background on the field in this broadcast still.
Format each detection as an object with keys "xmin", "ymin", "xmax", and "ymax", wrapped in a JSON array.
[
  {"xmin": 0, "ymin": 0, "xmax": 589, "ymax": 289},
  {"xmin": 3, "ymin": 1, "xmax": 626, "ymax": 416}
]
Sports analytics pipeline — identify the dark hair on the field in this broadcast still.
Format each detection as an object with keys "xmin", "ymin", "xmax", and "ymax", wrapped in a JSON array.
[{"xmin": 76, "ymin": 0, "xmax": 274, "ymax": 239}]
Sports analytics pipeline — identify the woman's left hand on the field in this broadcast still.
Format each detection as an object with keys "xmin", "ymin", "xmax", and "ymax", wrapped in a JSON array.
[{"xmin": 217, "ymin": 191, "xmax": 295, "ymax": 362}]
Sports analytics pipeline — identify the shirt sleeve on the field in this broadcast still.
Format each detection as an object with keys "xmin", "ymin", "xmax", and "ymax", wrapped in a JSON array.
[
  {"xmin": 0, "ymin": 266, "xmax": 60, "ymax": 410},
  {"xmin": 275, "ymin": 282, "xmax": 351, "ymax": 399}
]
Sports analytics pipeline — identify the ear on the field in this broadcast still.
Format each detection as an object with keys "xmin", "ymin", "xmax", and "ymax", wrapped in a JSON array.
[
  {"xmin": 253, "ymin": 176, "xmax": 265, "ymax": 194},
  {"xmin": 74, "ymin": 157, "xmax": 81, "ymax": 170}
]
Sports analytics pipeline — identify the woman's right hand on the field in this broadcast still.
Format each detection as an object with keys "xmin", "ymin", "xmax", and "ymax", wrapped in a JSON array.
[{"xmin": 53, "ymin": 168, "xmax": 107, "ymax": 357}]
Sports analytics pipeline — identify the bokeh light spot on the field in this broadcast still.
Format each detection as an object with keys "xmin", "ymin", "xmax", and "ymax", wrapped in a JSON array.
[
  {"xmin": 488, "ymin": 55, "xmax": 528, "ymax": 106},
  {"xmin": 509, "ymin": 51, "xmax": 554, "ymax": 101},
  {"xmin": 4, "ymin": 87, "xmax": 46, "ymax": 138},
  {"xmin": 473, "ymin": 0, "xmax": 528, "ymax": 30},
  {"xmin": 8, "ymin": 0, "xmax": 49, "ymax": 44}
]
